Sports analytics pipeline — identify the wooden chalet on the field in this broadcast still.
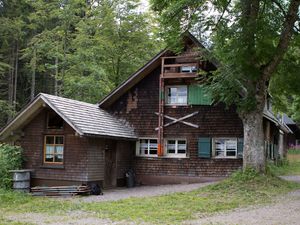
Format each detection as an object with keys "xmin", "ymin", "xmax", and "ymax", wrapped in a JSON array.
[{"xmin": 0, "ymin": 33, "xmax": 290, "ymax": 187}]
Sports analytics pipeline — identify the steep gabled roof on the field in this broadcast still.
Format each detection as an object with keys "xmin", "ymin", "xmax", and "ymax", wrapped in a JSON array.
[
  {"xmin": 0, "ymin": 93, "xmax": 137, "ymax": 141},
  {"xmin": 99, "ymin": 49, "xmax": 168, "ymax": 108},
  {"xmin": 99, "ymin": 32, "xmax": 215, "ymax": 108}
]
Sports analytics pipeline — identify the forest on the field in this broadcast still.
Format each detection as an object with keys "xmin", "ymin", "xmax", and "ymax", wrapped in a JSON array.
[
  {"xmin": 0, "ymin": 0, "xmax": 299, "ymax": 133},
  {"xmin": 0, "ymin": 0, "xmax": 162, "ymax": 128}
]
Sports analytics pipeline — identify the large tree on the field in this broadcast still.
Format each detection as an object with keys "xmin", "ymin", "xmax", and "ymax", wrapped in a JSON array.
[{"xmin": 151, "ymin": 0, "xmax": 300, "ymax": 172}]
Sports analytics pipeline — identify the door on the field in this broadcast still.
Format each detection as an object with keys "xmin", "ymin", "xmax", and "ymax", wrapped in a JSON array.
[{"xmin": 104, "ymin": 141, "xmax": 117, "ymax": 188}]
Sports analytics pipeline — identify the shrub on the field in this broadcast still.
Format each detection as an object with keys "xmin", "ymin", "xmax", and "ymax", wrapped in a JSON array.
[{"xmin": 0, "ymin": 143, "xmax": 23, "ymax": 189}]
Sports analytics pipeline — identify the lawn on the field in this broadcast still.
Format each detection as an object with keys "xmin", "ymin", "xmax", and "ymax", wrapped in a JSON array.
[
  {"xmin": 1, "ymin": 168, "xmax": 300, "ymax": 224},
  {"xmin": 268, "ymin": 149, "xmax": 300, "ymax": 176}
]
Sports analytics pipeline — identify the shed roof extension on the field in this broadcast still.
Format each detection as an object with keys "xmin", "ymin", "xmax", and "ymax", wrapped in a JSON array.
[{"xmin": 0, "ymin": 93, "xmax": 137, "ymax": 141}]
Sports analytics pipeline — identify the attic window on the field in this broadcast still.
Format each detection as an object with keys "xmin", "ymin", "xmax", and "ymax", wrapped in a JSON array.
[{"xmin": 47, "ymin": 112, "xmax": 63, "ymax": 129}]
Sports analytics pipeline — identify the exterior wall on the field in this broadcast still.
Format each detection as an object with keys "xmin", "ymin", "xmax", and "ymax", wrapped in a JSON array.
[
  {"xmin": 19, "ymin": 108, "xmax": 104, "ymax": 186},
  {"xmin": 108, "ymin": 59, "xmax": 244, "ymax": 183},
  {"xmin": 86, "ymin": 138, "xmax": 105, "ymax": 183}
]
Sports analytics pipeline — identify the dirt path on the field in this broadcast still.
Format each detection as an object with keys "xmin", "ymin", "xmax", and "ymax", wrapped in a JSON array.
[{"xmin": 185, "ymin": 175, "xmax": 300, "ymax": 225}]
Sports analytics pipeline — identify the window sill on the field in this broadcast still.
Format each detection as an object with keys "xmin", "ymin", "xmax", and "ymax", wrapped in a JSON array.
[
  {"xmin": 162, "ymin": 155, "xmax": 188, "ymax": 159},
  {"xmin": 135, "ymin": 155, "xmax": 189, "ymax": 159},
  {"xmin": 212, "ymin": 157, "xmax": 238, "ymax": 160},
  {"xmin": 165, "ymin": 104, "xmax": 189, "ymax": 108},
  {"xmin": 40, "ymin": 164, "xmax": 65, "ymax": 169}
]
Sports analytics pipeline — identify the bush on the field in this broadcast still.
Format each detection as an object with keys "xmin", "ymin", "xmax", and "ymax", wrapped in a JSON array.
[{"xmin": 0, "ymin": 143, "xmax": 23, "ymax": 189}]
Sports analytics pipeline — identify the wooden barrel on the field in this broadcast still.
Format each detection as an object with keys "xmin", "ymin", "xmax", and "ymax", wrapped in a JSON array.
[{"xmin": 10, "ymin": 170, "xmax": 33, "ymax": 192}]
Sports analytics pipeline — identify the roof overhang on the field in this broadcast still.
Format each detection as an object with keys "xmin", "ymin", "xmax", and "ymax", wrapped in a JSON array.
[
  {"xmin": 0, "ymin": 94, "xmax": 83, "ymax": 141},
  {"xmin": 99, "ymin": 49, "xmax": 168, "ymax": 108}
]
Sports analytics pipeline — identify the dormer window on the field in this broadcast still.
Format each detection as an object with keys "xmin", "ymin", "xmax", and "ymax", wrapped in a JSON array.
[
  {"xmin": 180, "ymin": 66, "xmax": 197, "ymax": 73},
  {"xmin": 166, "ymin": 86, "xmax": 188, "ymax": 105},
  {"xmin": 47, "ymin": 112, "xmax": 63, "ymax": 129}
]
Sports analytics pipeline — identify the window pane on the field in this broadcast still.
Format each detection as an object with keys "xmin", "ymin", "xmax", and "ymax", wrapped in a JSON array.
[
  {"xmin": 226, "ymin": 151, "xmax": 237, "ymax": 157},
  {"xmin": 167, "ymin": 140, "xmax": 176, "ymax": 154},
  {"xmin": 215, "ymin": 151, "xmax": 225, "ymax": 157},
  {"xmin": 55, "ymin": 146, "xmax": 64, "ymax": 154},
  {"xmin": 178, "ymin": 149, "xmax": 186, "ymax": 154},
  {"xmin": 55, "ymin": 136, "xmax": 64, "ymax": 144},
  {"xmin": 149, "ymin": 149, "xmax": 157, "ymax": 155},
  {"xmin": 46, "ymin": 145, "xmax": 54, "ymax": 154},
  {"xmin": 226, "ymin": 140, "xmax": 237, "ymax": 150},
  {"xmin": 215, "ymin": 139, "xmax": 225, "ymax": 151},
  {"xmin": 45, "ymin": 154, "xmax": 54, "ymax": 162},
  {"xmin": 46, "ymin": 136, "xmax": 54, "ymax": 144},
  {"xmin": 55, "ymin": 154, "xmax": 63, "ymax": 162}
]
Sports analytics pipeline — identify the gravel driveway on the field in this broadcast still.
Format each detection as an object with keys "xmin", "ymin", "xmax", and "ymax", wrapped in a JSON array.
[{"xmin": 81, "ymin": 181, "xmax": 218, "ymax": 202}]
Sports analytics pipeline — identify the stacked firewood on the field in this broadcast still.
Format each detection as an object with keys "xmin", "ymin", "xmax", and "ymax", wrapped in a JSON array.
[{"xmin": 31, "ymin": 185, "xmax": 91, "ymax": 197}]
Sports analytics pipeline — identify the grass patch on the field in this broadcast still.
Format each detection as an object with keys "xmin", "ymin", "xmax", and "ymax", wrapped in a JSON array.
[
  {"xmin": 81, "ymin": 170, "xmax": 300, "ymax": 224},
  {"xmin": 288, "ymin": 149, "xmax": 300, "ymax": 155},
  {"xmin": 269, "ymin": 153, "xmax": 300, "ymax": 176},
  {"xmin": 0, "ymin": 169, "xmax": 299, "ymax": 224}
]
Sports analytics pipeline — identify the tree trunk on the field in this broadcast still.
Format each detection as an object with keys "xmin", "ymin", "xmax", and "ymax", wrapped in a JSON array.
[
  {"xmin": 31, "ymin": 47, "xmax": 36, "ymax": 101},
  {"xmin": 55, "ymin": 55, "xmax": 58, "ymax": 96},
  {"xmin": 242, "ymin": 109, "xmax": 266, "ymax": 172},
  {"xmin": 13, "ymin": 41, "xmax": 19, "ymax": 111},
  {"xmin": 8, "ymin": 49, "xmax": 14, "ymax": 107}
]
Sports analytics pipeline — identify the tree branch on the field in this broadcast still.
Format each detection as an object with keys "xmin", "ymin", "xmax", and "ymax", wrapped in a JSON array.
[
  {"xmin": 262, "ymin": 0, "xmax": 300, "ymax": 79},
  {"xmin": 215, "ymin": 0, "xmax": 232, "ymax": 28},
  {"xmin": 272, "ymin": 0, "xmax": 300, "ymax": 33}
]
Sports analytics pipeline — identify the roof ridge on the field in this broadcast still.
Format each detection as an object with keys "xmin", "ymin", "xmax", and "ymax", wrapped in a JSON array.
[{"xmin": 40, "ymin": 93, "xmax": 99, "ymax": 107}]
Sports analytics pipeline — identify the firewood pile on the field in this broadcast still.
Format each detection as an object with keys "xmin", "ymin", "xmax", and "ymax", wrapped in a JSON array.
[{"xmin": 31, "ymin": 185, "xmax": 91, "ymax": 197}]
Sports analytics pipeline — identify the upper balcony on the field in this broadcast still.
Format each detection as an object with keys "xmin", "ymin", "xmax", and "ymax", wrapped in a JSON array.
[{"xmin": 161, "ymin": 55, "xmax": 205, "ymax": 79}]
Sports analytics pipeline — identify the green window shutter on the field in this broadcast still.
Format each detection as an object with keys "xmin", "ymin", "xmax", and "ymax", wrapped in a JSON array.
[
  {"xmin": 188, "ymin": 84, "xmax": 212, "ymax": 105},
  {"xmin": 198, "ymin": 137, "xmax": 211, "ymax": 158},
  {"xmin": 237, "ymin": 138, "xmax": 244, "ymax": 159}
]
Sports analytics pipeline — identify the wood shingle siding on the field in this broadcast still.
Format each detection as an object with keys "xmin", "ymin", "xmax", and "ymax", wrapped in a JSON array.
[{"xmin": 20, "ymin": 109, "xmax": 90, "ymax": 184}]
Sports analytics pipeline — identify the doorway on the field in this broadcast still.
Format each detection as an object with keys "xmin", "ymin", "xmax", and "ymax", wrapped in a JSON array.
[{"xmin": 104, "ymin": 140, "xmax": 117, "ymax": 188}]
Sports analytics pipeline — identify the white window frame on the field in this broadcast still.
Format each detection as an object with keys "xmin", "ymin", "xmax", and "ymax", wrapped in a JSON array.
[
  {"xmin": 136, "ymin": 138, "xmax": 158, "ymax": 157},
  {"xmin": 165, "ymin": 85, "xmax": 188, "ymax": 105},
  {"xmin": 164, "ymin": 139, "xmax": 187, "ymax": 158},
  {"xmin": 212, "ymin": 138, "xmax": 237, "ymax": 159}
]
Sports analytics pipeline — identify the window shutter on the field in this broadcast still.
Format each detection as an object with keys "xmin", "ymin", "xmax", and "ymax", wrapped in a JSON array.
[
  {"xmin": 237, "ymin": 138, "xmax": 244, "ymax": 158},
  {"xmin": 198, "ymin": 137, "xmax": 211, "ymax": 158},
  {"xmin": 188, "ymin": 84, "xmax": 212, "ymax": 105}
]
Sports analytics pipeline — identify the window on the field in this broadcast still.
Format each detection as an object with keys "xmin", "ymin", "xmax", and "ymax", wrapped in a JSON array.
[
  {"xmin": 47, "ymin": 112, "xmax": 63, "ymax": 129},
  {"xmin": 166, "ymin": 86, "xmax": 187, "ymax": 105},
  {"xmin": 137, "ymin": 139, "xmax": 157, "ymax": 156},
  {"xmin": 44, "ymin": 135, "xmax": 64, "ymax": 163},
  {"xmin": 181, "ymin": 66, "xmax": 197, "ymax": 73},
  {"xmin": 165, "ymin": 139, "xmax": 187, "ymax": 157},
  {"xmin": 213, "ymin": 138, "xmax": 237, "ymax": 158}
]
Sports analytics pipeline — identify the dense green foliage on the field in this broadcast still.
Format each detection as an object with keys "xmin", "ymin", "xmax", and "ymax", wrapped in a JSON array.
[
  {"xmin": 150, "ymin": 0, "xmax": 300, "ymax": 115},
  {"xmin": 0, "ymin": 169, "xmax": 299, "ymax": 224},
  {"xmin": 0, "ymin": 0, "xmax": 162, "ymax": 127},
  {"xmin": 0, "ymin": 143, "xmax": 23, "ymax": 189}
]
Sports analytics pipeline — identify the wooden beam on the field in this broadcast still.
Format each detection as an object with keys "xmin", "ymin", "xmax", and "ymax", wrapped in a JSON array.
[
  {"xmin": 163, "ymin": 63, "xmax": 198, "ymax": 67},
  {"xmin": 163, "ymin": 72, "xmax": 198, "ymax": 79},
  {"xmin": 155, "ymin": 112, "xmax": 199, "ymax": 130}
]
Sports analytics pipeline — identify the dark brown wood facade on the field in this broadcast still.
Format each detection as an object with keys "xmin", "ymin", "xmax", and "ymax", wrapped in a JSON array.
[
  {"xmin": 18, "ymin": 108, "xmax": 134, "ymax": 187},
  {"xmin": 106, "ymin": 45, "xmax": 244, "ymax": 184}
]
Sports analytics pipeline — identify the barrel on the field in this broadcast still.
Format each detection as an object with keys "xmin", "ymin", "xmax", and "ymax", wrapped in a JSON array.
[{"xmin": 10, "ymin": 170, "xmax": 33, "ymax": 193}]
